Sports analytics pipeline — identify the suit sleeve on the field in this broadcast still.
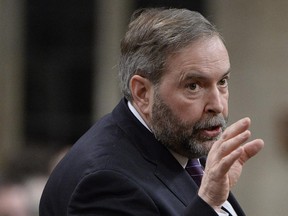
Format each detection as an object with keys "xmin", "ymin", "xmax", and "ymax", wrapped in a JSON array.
[
  {"xmin": 182, "ymin": 195, "xmax": 219, "ymax": 216},
  {"xmin": 67, "ymin": 170, "xmax": 160, "ymax": 216}
]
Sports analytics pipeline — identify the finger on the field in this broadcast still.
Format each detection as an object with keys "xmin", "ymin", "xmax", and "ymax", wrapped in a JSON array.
[
  {"xmin": 218, "ymin": 147, "xmax": 243, "ymax": 174},
  {"xmin": 239, "ymin": 139, "xmax": 264, "ymax": 164},
  {"xmin": 220, "ymin": 130, "xmax": 251, "ymax": 155},
  {"xmin": 211, "ymin": 118, "xmax": 251, "ymax": 152},
  {"xmin": 215, "ymin": 130, "xmax": 251, "ymax": 174},
  {"xmin": 212, "ymin": 130, "xmax": 251, "ymax": 160},
  {"xmin": 221, "ymin": 117, "xmax": 251, "ymax": 142}
]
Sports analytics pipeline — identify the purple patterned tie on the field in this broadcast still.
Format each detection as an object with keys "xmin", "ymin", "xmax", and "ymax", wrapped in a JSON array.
[{"xmin": 185, "ymin": 159, "xmax": 204, "ymax": 186}]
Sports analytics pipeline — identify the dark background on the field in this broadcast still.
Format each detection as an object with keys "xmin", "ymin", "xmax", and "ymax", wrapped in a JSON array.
[{"xmin": 24, "ymin": 0, "xmax": 206, "ymax": 149}]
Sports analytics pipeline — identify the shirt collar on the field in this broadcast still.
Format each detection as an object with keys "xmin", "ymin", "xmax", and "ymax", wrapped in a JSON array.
[
  {"xmin": 128, "ymin": 101, "xmax": 151, "ymax": 131},
  {"xmin": 127, "ymin": 101, "xmax": 188, "ymax": 168}
]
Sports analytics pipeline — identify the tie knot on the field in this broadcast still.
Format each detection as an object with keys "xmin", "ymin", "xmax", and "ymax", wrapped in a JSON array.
[{"xmin": 186, "ymin": 159, "xmax": 201, "ymax": 167}]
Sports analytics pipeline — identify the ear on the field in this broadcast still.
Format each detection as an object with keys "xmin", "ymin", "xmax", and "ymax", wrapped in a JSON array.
[{"xmin": 130, "ymin": 75, "xmax": 153, "ymax": 115}]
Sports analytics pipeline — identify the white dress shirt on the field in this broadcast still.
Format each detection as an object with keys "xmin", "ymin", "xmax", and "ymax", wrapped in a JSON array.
[{"xmin": 127, "ymin": 101, "xmax": 237, "ymax": 216}]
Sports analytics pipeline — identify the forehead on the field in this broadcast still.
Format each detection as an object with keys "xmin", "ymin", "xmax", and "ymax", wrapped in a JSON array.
[{"xmin": 164, "ymin": 36, "xmax": 230, "ymax": 80}]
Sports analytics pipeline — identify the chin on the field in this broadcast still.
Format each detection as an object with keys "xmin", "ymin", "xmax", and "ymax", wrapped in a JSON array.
[{"xmin": 185, "ymin": 140, "xmax": 215, "ymax": 158}]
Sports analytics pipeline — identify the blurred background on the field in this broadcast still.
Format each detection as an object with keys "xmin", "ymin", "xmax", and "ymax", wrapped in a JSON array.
[{"xmin": 1, "ymin": 0, "xmax": 288, "ymax": 215}]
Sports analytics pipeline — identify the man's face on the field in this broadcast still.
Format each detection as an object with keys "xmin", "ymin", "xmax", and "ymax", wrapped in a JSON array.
[{"xmin": 150, "ymin": 36, "xmax": 230, "ymax": 158}]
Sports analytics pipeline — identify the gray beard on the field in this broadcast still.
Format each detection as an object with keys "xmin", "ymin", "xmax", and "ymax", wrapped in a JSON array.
[{"xmin": 150, "ymin": 91, "xmax": 227, "ymax": 158}]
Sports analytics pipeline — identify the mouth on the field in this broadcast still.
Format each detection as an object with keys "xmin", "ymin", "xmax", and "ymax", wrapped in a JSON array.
[{"xmin": 200, "ymin": 125, "xmax": 222, "ymax": 138}]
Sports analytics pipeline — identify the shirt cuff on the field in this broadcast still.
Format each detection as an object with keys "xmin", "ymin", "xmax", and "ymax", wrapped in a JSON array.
[{"xmin": 215, "ymin": 208, "xmax": 229, "ymax": 216}]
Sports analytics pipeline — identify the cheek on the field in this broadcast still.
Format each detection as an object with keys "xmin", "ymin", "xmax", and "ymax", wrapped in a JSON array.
[
  {"xmin": 223, "ymin": 94, "xmax": 229, "ymax": 115},
  {"xmin": 167, "ymin": 97, "xmax": 204, "ymax": 121}
]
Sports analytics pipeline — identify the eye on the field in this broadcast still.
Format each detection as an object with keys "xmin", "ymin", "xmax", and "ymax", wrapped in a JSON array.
[
  {"xmin": 186, "ymin": 82, "xmax": 200, "ymax": 92},
  {"xmin": 218, "ymin": 77, "xmax": 229, "ymax": 87}
]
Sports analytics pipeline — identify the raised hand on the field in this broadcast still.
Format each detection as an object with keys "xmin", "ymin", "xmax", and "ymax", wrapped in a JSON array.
[{"xmin": 198, "ymin": 117, "xmax": 264, "ymax": 210}]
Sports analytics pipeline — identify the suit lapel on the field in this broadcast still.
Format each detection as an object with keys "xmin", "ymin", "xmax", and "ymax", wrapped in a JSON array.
[
  {"xmin": 154, "ymin": 158, "xmax": 199, "ymax": 206},
  {"xmin": 113, "ymin": 98, "xmax": 198, "ymax": 206}
]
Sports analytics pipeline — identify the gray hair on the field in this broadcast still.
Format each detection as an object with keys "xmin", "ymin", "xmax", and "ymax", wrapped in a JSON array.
[{"xmin": 118, "ymin": 8, "xmax": 222, "ymax": 101}]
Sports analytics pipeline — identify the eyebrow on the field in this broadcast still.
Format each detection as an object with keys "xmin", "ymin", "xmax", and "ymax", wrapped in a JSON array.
[{"xmin": 180, "ymin": 70, "xmax": 231, "ymax": 82}]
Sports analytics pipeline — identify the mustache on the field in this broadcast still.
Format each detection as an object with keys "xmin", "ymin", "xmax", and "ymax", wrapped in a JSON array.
[{"xmin": 193, "ymin": 115, "xmax": 228, "ymax": 131}]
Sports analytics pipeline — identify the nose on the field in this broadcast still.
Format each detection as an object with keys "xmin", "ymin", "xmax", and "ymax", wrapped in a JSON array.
[{"xmin": 204, "ymin": 87, "xmax": 225, "ymax": 114}]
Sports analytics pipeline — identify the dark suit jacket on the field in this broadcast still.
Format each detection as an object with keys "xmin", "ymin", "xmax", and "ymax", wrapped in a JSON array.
[{"xmin": 40, "ymin": 98, "xmax": 245, "ymax": 216}]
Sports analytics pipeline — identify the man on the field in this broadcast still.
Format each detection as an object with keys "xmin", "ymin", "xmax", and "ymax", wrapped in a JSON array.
[{"xmin": 40, "ymin": 8, "xmax": 264, "ymax": 215}]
